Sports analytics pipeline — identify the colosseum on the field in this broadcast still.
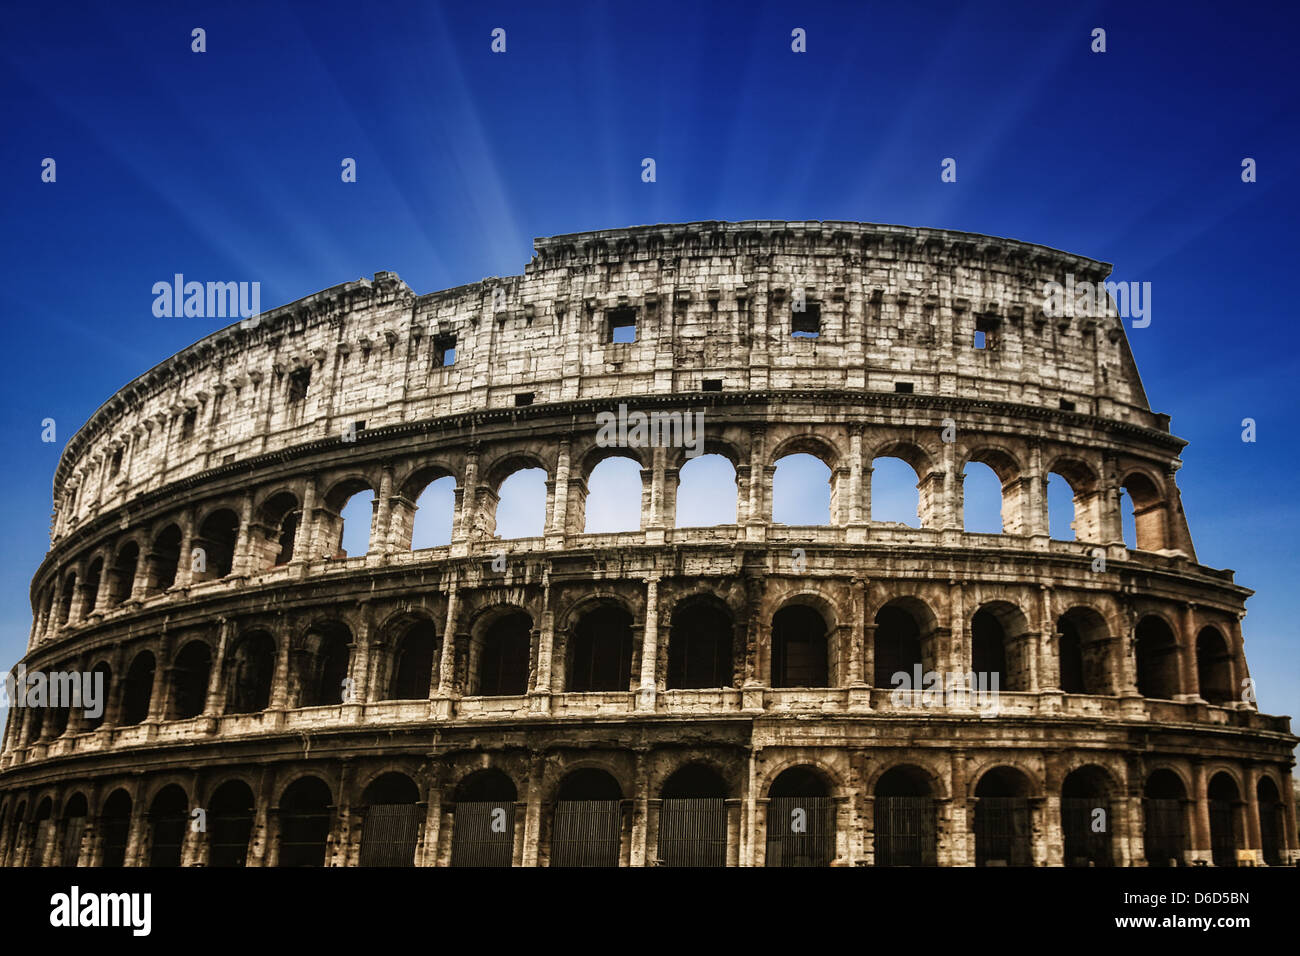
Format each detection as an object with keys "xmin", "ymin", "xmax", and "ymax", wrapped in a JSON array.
[{"xmin": 1, "ymin": 220, "xmax": 1295, "ymax": 869}]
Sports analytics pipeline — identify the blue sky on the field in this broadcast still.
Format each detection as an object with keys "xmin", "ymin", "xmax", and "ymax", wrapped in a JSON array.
[{"xmin": 1, "ymin": 1, "xmax": 1297, "ymax": 725}]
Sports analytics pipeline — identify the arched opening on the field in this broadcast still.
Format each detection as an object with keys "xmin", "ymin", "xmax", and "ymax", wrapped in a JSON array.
[
  {"xmin": 668, "ymin": 599, "xmax": 734, "ymax": 689},
  {"xmin": 1061, "ymin": 766, "xmax": 1113, "ymax": 867},
  {"xmin": 120, "ymin": 651, "xmax": 156, "ymax": 725},
  {"xmin": 208, "ymin": 780, "xmax": 255, "ymax": 868},
  {"xmin": 150, "ymin": 525, "xmax": 182, "ymax": 592},
  {"xmin": 771, "ymin": 605, "xmax": 829, "ymax": 688},
  {"xmin": 411, "ymin": 475, "xmax": 456, "ymax": 549},
  {"xmin": 294, "ymin": 622, "xmax": 352, "ymax": 708},
  {"xmin": 1057, "ymin": 608, "xmax": 1112, "ymax": 696},
  {"xmin": 277, "ymin": 777, "xmax": 333, "ymax": 867},
  {"xmin": 31, "ymin": 798, "xmax": 53, "ymax": 867},
  {"xmin": 148, "ymin": 785, "xmax": 189, "ymax": 867},
  {"xmin": 472, "ymin": 612, "xmax": 531, "ymax": 697},
  {"xmin": 1143, "ymin": 769, "xmax": 1189, "ymax": 867},
  {"xmin": 1135, "ymin": 616, "xmax": 1181, "ymax": 700},
  {"xmin": 1196, "ymin": 627, "xmax": 1233, "ymax": 706},
  {"xmin": 57, "ymin": 572, "xmax": 76, "ymax": 625},
  {"xmin": 254, "ymin": 492, "xmax": 300, "ymax": 568},
  {"xmin": 973, "ymin": 767, "xmax": 1033, "ymax": 866},
  {"xmin": 84, "ymin": 662, "xmax": 111, "ymax": 731},
  {"xmin": 675, "ymin": 454, "xmax": 737, "ymax": 528},
  {"xmin": 337, "ymin": 488, "xmax": 376, "ymax": 557},
  {"xmin": 108, "ymin": 542, "xmax": 139, "ymax": 606},
  {"xmin": 1207, "ymin": 773, "xmax": 1242, "ymax": 867},
  {"xmin": 962, "ymin": 461, "xmax": 1004, "ymax": 534},
  {"xmin": 83, "ymin": 558, "xmax": 103, "ymax": 615},
  {"xmin": 583, "ymin": 457, "xmax": 642, "ymax": 533},
  {"xmin": 359, "ymin": 773, "xmax": 421, "ymax": 867},
  {"xmin": 100, "ymin": 790, "xmax": 132, "ymax": 867},
  {"xmin": 871, "ymin": 456, "xmax": 922, "ymax": 527},
  {"xmin": 766, "ymin": 766, "xmax": 835, "ymax": 867},
  {"xmin": 1256, "ymin": 777, "xmax": 1285, "ymax": 867},
  {"xmin": 1046, "ymin": 473, "xmax": 1075, "ymax": 540},
  {"xmin": 550, "ymin": 769, "xmax": 623, "ymax": 867},
  {"xmin": 61, "ymin": 793, "xmax": 88, "ymax": 867},
  {"xmin": 1120, "ymin": 472, "xmax": 1169, "ymax": 552},
  {"xmin": 169, "ymin": 641, "xmax": 212, "ymax": 720},
  {"xmin": 494, "ymin": 467, "xmax": 547, "ymax": 539},
  {"xmin": 971, "ymin": 603, "xmax": 1032, "ymax": 692},
  {"xmin": 567, "ymin": 605, "xmax": 634, "ymax": 692},
  {"xmin": 386, "ymin": 618, "xmax": 438, "ymax": 700},
  {"xmin": 873, "ymin": 765, "xmax": 936, "ymax": 866},
  {"xmin": 225, "ymin": 631, "xmax": 276, "ymax": 715},
  {"xmin": 195, "ymin": 509, "xmax": 239, "ymax": 580},
  {"xmin": 657, "ymin": 764, "xmax": 728, "ymax": 867},
  {"xmin": 773, "ymin": 453, "xmax": 832, "ymax": 525},
  {"xmin": 873, "ymin": 601, "xmax": 931, "ymax": 688},
  {"xmin": 6, "ymin": 802, "xmax": 25, "ymax": 866},
  {"xmin": 451, "ymin": 769, "xmax": 518, "ymax": 868}
]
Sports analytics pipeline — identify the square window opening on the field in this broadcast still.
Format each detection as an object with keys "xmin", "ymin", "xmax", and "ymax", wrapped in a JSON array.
[
  {"xmin": 895, "ymin": 382, "xmax": 914, "ymax": 394},
  {"xmin": 702, "ymin": 378, "xmax": 723, "ymax": 392},
  {"xmin": 792, "ymin": 302, "xmax": 821, "ymax": 338},
  {"xmin": 515, "ymin": 392, "xmax": 534, "ymax": 407},
  {"xmin": 975, "ymin": 315, "xmax": 1000, "ymax": 350},
  {"xmin": 433, "ymin": 334, "xmax": 457, "ymax": 367},
  {"xmin": 607, "ymin": 306, "xmax": 637, "ymax": 344},
  {"xmin": 1059, "ymin": 399, "xmax": 1076, "ymax": 412}
]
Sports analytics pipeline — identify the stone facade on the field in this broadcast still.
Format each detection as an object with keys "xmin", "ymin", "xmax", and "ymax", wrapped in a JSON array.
[{"xmin": 1, "ymin": 220, "xmax": 1295, "ymax": 867}]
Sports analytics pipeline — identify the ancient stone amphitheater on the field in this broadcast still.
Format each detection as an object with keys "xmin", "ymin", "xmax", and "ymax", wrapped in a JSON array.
[{"xmin": 1, "ymin": 221, "xmax": 1295, "ymax": 868}]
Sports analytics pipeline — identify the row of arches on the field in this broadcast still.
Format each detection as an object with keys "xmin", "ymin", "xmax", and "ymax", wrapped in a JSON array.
[
  {"xmin": 10, "ymin": 595, "xmax": 1246, "ymax": 748},
  {"xmin": 3, "ymin": 762, "xmax": 1289, "ymax": 867},
  {"xmin": 34, "ymin": 433, "xmax": 1188, "ymax": 643}
]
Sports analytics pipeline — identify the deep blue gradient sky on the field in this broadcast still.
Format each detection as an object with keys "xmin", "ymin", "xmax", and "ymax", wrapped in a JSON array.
[{"xmin": 1, "ymin": 1, "xmax": 1297, "ymax": 725}]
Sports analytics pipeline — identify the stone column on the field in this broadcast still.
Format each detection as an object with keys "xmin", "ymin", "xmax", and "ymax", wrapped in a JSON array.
[
  {"xmin": 546, "ymin": 439, "xmax": 571, "ymax": 544},
  {"xmin": 1190, "ymin": 761, "xmax": 1213, "ymax": 865},
  {"xmin": 637, "ymin": 576, "xmax": 660, "ymax": 711},
  {"xmin": 293, "ymin": 477, "xmax": 317, "ymax": 562},
  {"xmin": 521, "ymin": 754, "xmax": 545, "ymax": 867},
  {"xmin": 232, "ymin": 492, "xmax": 255, "ymax": 576},
  {"xmin": 174, "ymin": 511, "xmax": 196, "ymax": 589},
  {"xmin": 1242, "ymin": 763, "xmax": 1262, "ymax": 861},
  {"xmin": 203, "ymin": 618, "xmax": 232, "ymax": 719}
]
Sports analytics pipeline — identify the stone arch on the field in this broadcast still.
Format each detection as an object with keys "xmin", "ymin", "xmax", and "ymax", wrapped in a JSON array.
[
  {"xmin": 1046, "ymin": 456, "xmax": 1100, "ymax": 543},
  {"xmin": 59, "ymin": 791, "xmax": 89, "ymax": 867},
  {"xmin": 548, "ymin": 766, "xmax": 626, "ymax": 868},
  {"xmin": 468, "ymin": 605, "xmax": 533, "ymax": 697},
  {"xmin": 357, "ymin": 771, "xmax": 422, "ymax": 867},
  {"xmin": 251, "ymin": 489, "xmax": 300, "ymax": 569},
  {"xmin": 972, "ymin": 765, "xmax": 1035, "ymax": 867},
  {"xmin": 169, "ymin": 639, "xmax": 213, "ymax": 719},
  {"xmin": 194, "ymin": 507, "xmax": 240, "ymax": 580},
  {"xmin": 1057, "ymin": 605, "xmax": 1114, "ymax": 695},
  {"xmin": 674, "ymin": 453, "xmax": 739, "ymax": 528},
  {"xmin": 565, "ymin": 601, "xmax": 635, "ymax": 693},
  {"xmin": 208, "ymin": 778, "xmax": 256, "ymax": 867},
  {"xmin": 321, "ymin": 476, "xmax": 376, "ymax": 558},
  {"xmin": 1256, "ymin": 775, "xmax": 1286, "ymax": 867},
  {"xmin": 764, "ymin": 763, "xmax": 839, "ymax": 868},
  {"xmin": 99, "ymin": 788, "xmax": 133, "ymax": 867},
  {"xmin": 582, "ymin": 455, "xmax": 644, "ymax": 534},
  {"xmin": 1195, "ymin": 625, "xmax": 1233, "ymax": 706},
  {"xmin": 276, "ymin": 775, "xmax": 334, "ymax": 868},
  {"xmin": 1119, "ymin": 468, "xmax": 1171, "ymax": 552},
  {"xmin": 225, "ymin": 629, "xmax": 277, "ymax": 714},
  {"xmin": 960, "ymin": 445, "xmax": 1023, "ymax": 535},
  {"xmin": 149, "ymin": 523, "xmax": 183, "ymax": 593},
  {"xmin": 1206, "ymin": 771, "xmax": 1243, "ymax": 866},
  {"xmin": 397, "ymin": 463, "xmax": 458, "ymax": 550},
  {"xmin": 1135, "ymin": 613, "xmax": 1181, "ymax": 700},
  {"xmin": 873, "ymin": 596, "xmax": 940, "ymax": 687},
  {"xmin": 120, "ymin": 648, "xmax": 157, "ymax": 725},
  {"xmin": 382, "ymin": 612, "xmax": 440, "ymax": 701},
  {"xmin": 1061, "ymin": 764, "xmax": 1118, "ymax": 866},
  {"xmin": 667, "ymin": 593, "xmax": 738, "ymax": 690},
  {"xmin": 482, "ymin": 453, "xmax": 548, "ymax": 540},
  {"xmin": 1142, "ymin": 766, "xmax": 1190, "ymax": 867},
  {"xmin": 107, "ymin": 539, "xmax": 141, "ymax": 606},
  {"xmin": 147, "ymin": 783, "xmax": 190, "ymax": 867},
  {"xmin": 971, "ymin": 600, "xmax": 1033, "ymax": 692},
  {"xmin": 291, "ymin": 619, "xmax": 353, "ymax": 708},
  {"xmin": 770, "ymin": 602, "xmax": 831, "ymax": 688},
  {"xmin": 873, "ymin": 763, "xmax": 941, "ymax": 867}
]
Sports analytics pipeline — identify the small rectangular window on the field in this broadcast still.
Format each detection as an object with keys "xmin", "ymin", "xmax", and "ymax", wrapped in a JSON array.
[
  {"xmin": 1059, "ymin": 399, "xmax": 1076, "ymax": 412},
  {"xmin": 433, "ymin": 334, "xmax": 457, "ymax": 367},
  {"xmin": 792, "ymin": 302, "xmax": 821, "ymax": 338},
  {"xmin": 180, "ymin": 409, "xmax": 197, "ymax": 438},
  {"xmin": 607, "ymin": 306, "xmax": 637, "ymax": 343},
  {"xmin": 515, "ymin": 392, "xmax": 534, "ymax": 407},
  {"xmin": 288, "ymin": 368, "xmax": 311, "ymax": 402},
  {"xmin": 702, "ymin": 378, "xmax": 723, "ymax": 392},
  {"xmin": 975, "ymin": 315, "xmax": 1000, "ymax": 350},
  {"xmin": 895, "ymin": 382, "xmax": 914, "ymax": 394}
]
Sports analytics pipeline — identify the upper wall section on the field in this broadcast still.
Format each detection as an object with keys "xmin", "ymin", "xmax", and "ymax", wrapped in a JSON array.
[{"xmin": 49, "ymin": 220, "xmax": 1156, "ymax": 542}]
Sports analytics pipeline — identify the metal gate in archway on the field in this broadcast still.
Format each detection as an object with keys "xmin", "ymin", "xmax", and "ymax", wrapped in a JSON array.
[
  {"xmin": 1142, "ymin": 798, "xmax": 1186, "ymax": 866},
  {"xmin": 656, "ymin": 797, "xmax": 726, "ymax": 867},
  {"xmin": 550, "ymin": 800, "xmax": 621, "ymax": 867},
  {"xmin": 450, "ymin": 801, "xmax": 515, "ymax": 867},
  {"xmin": 874, "ymin": 796, "xmax": 936, "ymax": 866},
  {"xmin": 1061, "ymin": 797, "xmax": 1112, "ymax": 866},
  {"xmin": 148, "ymin": 812, "xmax": 187, "ymax": 867},
  {"xmin": 766, "ymin": 796, "xmax": 835, "ymax": 867},
  {"xmin": 974, "ymin": 797, "xmax": 1031, "ymax": 866},
  {"xmin": 1209, "ymin": 800, "xmax": 1236, "ymax": 867},
  {"xmin": 359, "ymin": 803, "xmax": 423, "ymax": 866}
]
